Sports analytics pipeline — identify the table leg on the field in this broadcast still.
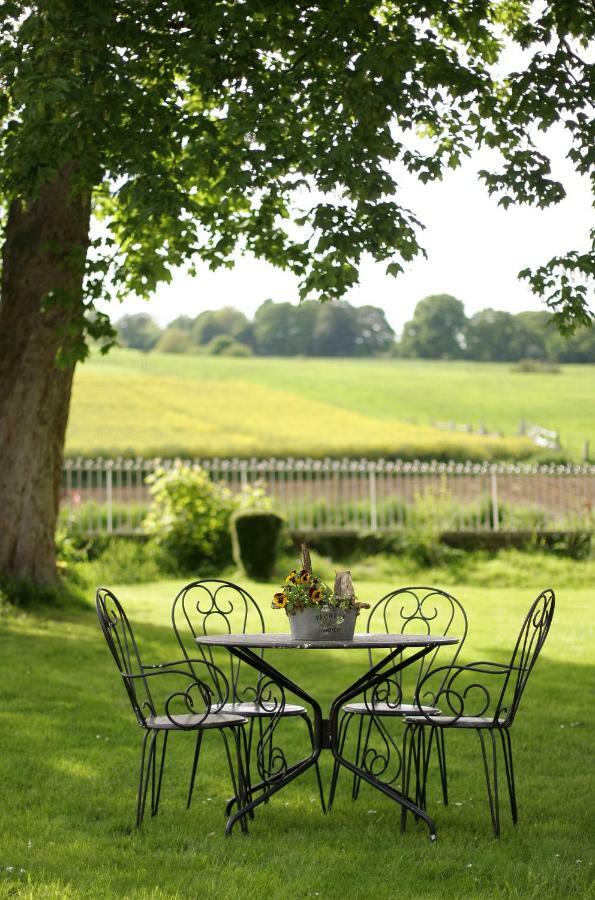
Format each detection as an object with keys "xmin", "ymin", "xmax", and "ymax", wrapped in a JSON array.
[
  {"xmin": 329, "ymin": 646, "xmax": 440, "ymax": 841},
  {"xmin": 224, "ymin": 646, "xmax": 323, "ymax": 835}
]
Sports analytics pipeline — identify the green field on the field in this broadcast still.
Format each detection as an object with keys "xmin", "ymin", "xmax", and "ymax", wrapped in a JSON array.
[
  {"xmin": 1, "ymin": 559, "xmax": 593, "ymax": 899},
  {"xmin": 66, "ymin": 350, "xmax": 595, "ymax": 461}
]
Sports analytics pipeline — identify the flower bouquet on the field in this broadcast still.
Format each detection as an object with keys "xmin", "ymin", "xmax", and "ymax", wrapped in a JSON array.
[{"xmin": 272, "ymin": 544, "xmax": 368, "ymax": 641}]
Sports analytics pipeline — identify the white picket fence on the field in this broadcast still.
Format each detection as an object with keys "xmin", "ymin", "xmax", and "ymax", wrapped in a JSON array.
[{"xmin": 61, "ymin": 457, "xmax": 595, "ymax": 535}]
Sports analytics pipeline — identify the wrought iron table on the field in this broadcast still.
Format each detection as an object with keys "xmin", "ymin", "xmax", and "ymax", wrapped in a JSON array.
[{"xmin": 195, "ymin": 632, "xmax": 458, "ymax": 840}]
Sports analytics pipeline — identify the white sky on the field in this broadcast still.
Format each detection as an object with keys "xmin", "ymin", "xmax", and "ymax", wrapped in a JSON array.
[{"xmin": 97, "ymin": 131, "xmax": 593, "ymax": 337}]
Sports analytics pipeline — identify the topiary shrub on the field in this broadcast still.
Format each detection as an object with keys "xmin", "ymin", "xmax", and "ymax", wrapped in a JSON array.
[{"xmin": 231, "ymin": 510, "xmax": 284, "ymax": 580}]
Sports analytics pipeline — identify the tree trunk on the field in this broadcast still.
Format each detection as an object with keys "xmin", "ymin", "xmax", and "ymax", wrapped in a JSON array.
[{"xmin": 0, "ymin": 167, "xmax": 91, "ymax": 587}]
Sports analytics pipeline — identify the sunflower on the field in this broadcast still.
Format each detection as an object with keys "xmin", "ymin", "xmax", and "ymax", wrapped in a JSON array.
[{"xmin": 272, "ymin": 592, "xmax": 288, "ymax": 609}]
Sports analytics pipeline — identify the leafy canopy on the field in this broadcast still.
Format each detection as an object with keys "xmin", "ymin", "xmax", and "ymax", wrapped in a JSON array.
[{"xmin": 0, "ymin": 0, "xmax": 593, "ymax": 356}]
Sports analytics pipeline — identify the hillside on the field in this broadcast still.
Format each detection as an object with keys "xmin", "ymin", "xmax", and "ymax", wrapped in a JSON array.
[{"xmin": 66, "ymin": 350, "xmax": 594, "ymax": 461}]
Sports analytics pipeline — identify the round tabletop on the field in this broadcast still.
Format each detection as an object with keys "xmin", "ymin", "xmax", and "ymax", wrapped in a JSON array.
[{"xmin": 194, "ymin": 633, "xmax": 458, "ymax": 650}]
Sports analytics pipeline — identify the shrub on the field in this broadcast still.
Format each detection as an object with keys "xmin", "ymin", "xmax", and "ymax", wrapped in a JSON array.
[
  {"xmin": 85, "ymin": 537, "xmax": 164, "ymax": 584},
  {"xmin": 205, "ymin": 335, "xmax": 252, "ymax": 356},
  {"xmin": 144, "ymin": 463, "xmax": 236, "ymax": 572},
  {"xmin": 231, "ymin": 510, "xmax": 284, "ymax": 580}
]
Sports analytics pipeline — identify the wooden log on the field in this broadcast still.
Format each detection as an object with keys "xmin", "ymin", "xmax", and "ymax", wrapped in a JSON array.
[{"xmin": 300, "ymin": 542, "xmax": 312, "ymax": 575}]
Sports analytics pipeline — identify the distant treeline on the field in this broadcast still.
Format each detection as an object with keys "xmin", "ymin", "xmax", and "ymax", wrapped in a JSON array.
[{"xmin": 116, "ymin": 294, "xmax": 595, "ymax": 362}]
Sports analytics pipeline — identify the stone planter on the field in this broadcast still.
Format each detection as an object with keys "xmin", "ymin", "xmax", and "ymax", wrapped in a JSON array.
[{"xmin": 288, "ymin": 605, "xmax": 358, "ymax": 641}]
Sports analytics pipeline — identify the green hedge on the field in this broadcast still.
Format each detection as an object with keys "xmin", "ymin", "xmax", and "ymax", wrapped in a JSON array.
[{"xmin": 231, "ymin": 510, "xmax": 284, "ymax": 580}]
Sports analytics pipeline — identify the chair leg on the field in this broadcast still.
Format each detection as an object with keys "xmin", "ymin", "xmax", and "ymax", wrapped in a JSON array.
[
  {"xmin": 353, "ymin": 716, "xmax": 373, "ymax": 801},
  {"xmin": 435, "ymin": 728, "xmax": 449, "ymax": 807},
  {"xmin": 151, "ymin": 730, "xmax": 168, "ymax": 817},
  {"xmin": 401, "ymin": 723, "xmax": 416, "ymax": 833},
  {"xmin": 302, "ymin": 714, "xmax": 326, "ymax": 814},
  {"xmin": 477, "ymin": 728, "xmax": 500, "ymax": 837},
  {"xmin": 138, "ymin": 730, "xmax": 158, "ymax": 827},
  {"xmin": 221, "ymin": 728, "xmax": 248, "ymax": 835},
  {"xmin": 187, "ymin": 729, "xmax": 204, "ymax": 809},
  {"xmin": 499, "ymin": 729, "xmax": 517, "ymax": 824},
  {"xmin": 417, "ymin": 725, "xmax": 432, "ymax": 811},
  {"xmin": 136, "ymin": 730, "xmax": 151, "ymax": 828},
  {"xmin": 233, "ymin": 726, "xmax": 250, "ymax": 833}
]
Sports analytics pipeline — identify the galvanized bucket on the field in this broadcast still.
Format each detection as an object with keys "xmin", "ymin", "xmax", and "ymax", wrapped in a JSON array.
[{"xmin": 288, "ymin": 606, "xmax": 357, "ymax": 641}]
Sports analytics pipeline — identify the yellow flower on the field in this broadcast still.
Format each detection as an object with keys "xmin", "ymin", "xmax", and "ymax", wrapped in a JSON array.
[
  {"xmin": 272, "ymin": 592, "xmax": 288, "ymax": 609},
  {"xmin": 309, "ymin": 587, "xmax": 324, "ymax": 604},
  {"xmin": 285, "ymin": 570, "xmax": 298, "ymax": 585},
  {"xmin": 298, "ymin": 569, "xmax": 310, "ymax": 585}
]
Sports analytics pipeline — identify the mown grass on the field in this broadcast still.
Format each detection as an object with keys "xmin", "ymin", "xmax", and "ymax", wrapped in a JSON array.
[
  {"xmin": 66, "ymin": 350, "xmax": 595, "ymax": 460},
  {"xmin": 1, "ymin": 556, "xmax": 593, "ymax": 899}
]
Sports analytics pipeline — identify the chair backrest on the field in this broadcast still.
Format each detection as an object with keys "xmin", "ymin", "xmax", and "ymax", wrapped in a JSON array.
[
  {"xmin": 96, "ymin": 587, "xmax": 154, "ymax": 727},
  {"xmin": 365, "ymin": 586, "xmax": 468, "ymax": 706},
  {"xmin": 495, "ymin": 588, "xmax": 555, "ymax": 726},
  {"xmin": 172, "ymin": 579, "xmax": 265, "ymax": 703}
]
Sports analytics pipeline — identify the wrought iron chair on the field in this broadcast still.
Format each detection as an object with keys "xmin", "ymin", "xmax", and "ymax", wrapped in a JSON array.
[
  {"xmin": 328, "ymin": 586, "xmax": 467, "ymax": 810},
  {"xmin": 96, "ymin": 587, "xmax": 249, "ymax": 831},
  {"xmin": 171, "ymin": 579, "xmax": 326, "ymax": 812},
  {"xmin": 402, "ymin": 588, "xmax": 555, "ymax": 836}
]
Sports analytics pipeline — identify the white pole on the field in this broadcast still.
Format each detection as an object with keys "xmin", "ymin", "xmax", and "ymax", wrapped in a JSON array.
[
  {"xmin": 369, "ymin": 466, "xmax": 378, "ymax": 531},
  {"xmin": 491, "ymin": 471, "xmax": 499, "ymax": 532}
]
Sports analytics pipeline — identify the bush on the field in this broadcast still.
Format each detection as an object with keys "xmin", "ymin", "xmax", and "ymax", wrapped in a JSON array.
[
  {"xmin": 144, "ymin": 463, "xmax": 236, "ymax": 572},
  {"xmin": 205, "ymin": 335, "xmax": 252, "ymax": 356},
  {"xmin": 511, "ymin": 358, "xmax": 560, "ymax": 373},
  {"xmin": 85, "ymin": 537, "xmax": 164, "ymax": 584},
  {"xmin": 231, "ymin": 510, "xmax": 284, "ymax": 580}
]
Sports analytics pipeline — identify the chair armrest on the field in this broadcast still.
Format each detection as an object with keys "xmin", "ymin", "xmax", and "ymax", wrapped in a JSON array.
[
  {"xmin": 411, "ymin": 660, "xmax": 515, "ymax": 725},
  {"xmin": 126, "ymin": 664, "xmax": 224, "ymax": 726},
  {"xmin": 141, "ymin": 658, "xmax": 230, "ymax": 706}
]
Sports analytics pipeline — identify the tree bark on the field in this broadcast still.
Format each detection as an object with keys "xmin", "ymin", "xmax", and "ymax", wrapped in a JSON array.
[{"xmin": 0, "ymin": 166, "xmax": 91, "ymax": 586}]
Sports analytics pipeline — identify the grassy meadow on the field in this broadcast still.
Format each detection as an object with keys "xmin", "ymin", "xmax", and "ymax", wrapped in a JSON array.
[
  {"xmin": 65, "ymin": 350, "xmax": 595, "ymax": 461},
  {"xmin": 1, "ymin": 555, "xmax": 593, "ymax": 899}
]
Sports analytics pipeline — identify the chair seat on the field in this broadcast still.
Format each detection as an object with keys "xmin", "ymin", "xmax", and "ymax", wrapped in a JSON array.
[
  {"xmin": 404, "ymin": 715, "xmax": 507, "ymax": 729},
  {"xmin": 223, "ymin": 701, "xmax": 306, "ymax": 718},
  {"xmin": 343, "ymin": 702, "xmax": 441, "ymax": 717},
  {"xmin": 147, "ymin": 711, "xmax": 247, "ymax": 731}
]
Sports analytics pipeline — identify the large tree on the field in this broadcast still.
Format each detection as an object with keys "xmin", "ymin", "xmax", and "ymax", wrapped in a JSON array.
[{"xmin": 0, "ymin": 1, "xmax": 593, "ymax": 587}]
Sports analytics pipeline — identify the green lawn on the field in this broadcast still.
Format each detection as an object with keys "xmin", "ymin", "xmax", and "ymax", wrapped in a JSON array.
[
  {"xmin": 66, "ymin": 350, "xmax": 595, "ymax": 460},
  {"xmin": 1, "ymin": 565, "xmax": 593, "ymax": 898}
]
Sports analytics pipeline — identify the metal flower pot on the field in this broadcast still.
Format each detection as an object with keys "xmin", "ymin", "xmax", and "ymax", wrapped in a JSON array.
[{"xmin": 288, "ymin": 606, "xmax": 357, "ymax": 641}]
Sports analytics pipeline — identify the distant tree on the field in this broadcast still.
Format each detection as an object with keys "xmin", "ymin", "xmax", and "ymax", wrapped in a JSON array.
[
  {"xmin": 465, "ymin": 309, "xmax": 521, "ymax": 361},
  {"xmin": 168, "ymin": 315, "xmax": 195, "ymax": 333},
  {"xmin": 555, "ymin": 326, "xmax": 595, "ymax": 363},
  {"xmin": 193, "ymin": 307, "xmax": 253, "ymax": 347},
  {"xmin": 512, "ymin": 311, "xmax": 551, "ymax": 359},
  {"xmin": 354, "ymin": 305, "xmax": 395, "ymax": 355},
  {"xmin": 253, "ymin": 301, "xmax": 296, "ymax": 355},
  {"xmin": 116, "ymin": 314, "xmax": 162, "ymax": 352},
  {"xmin": 154, "ymin": 327, "xmax": 192, "ymax": 354},
  {"xmin": 400, "ymin": 295, "xmax": 467, "ymax": 359},
  {"xmin": 253, "ymin": 300, "xmax": 319, "ymax": 355},
  {"xmin": 312, "ymin": 302, "xmax": 358, "ymax": 356}
]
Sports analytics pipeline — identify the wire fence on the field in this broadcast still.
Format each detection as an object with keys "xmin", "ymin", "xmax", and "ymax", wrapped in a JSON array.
[{"xmin": 60, "ymin": 457, "xmax": 595, "ymax": 535}]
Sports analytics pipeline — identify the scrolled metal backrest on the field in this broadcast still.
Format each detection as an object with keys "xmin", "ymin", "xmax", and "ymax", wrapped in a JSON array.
[
  {"xmin": 495, "ymin": 588, "xmax": 555, "ymax": 725},
  {"xmin": 172, "ymin": 579, "xmax": 265, "ymax": 703},
  {"xmin": 96, "ymin": 587, "xmax": 155, "ymax": 726},
  {"xmin": 365, "ymin": 586, "xmax": 468, "ymax": 707}
]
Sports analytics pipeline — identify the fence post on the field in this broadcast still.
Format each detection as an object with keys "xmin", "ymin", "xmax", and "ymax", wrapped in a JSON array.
[
  {"xmin": 106, "ymin": 464, "xmax": 113, "ymax": 534},
  {"xmin": 368, "ymin": 465, "xmax": 378, "ymax": 531},
  {"xmin": 491, "ymin": 470, "xmax": 499, "ymax": 532}
]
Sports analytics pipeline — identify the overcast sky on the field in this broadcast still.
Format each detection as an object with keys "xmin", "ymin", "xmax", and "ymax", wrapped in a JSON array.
[{"xmin": 97, "ymin": 128, "xmax": 593, "ymax": 337}]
